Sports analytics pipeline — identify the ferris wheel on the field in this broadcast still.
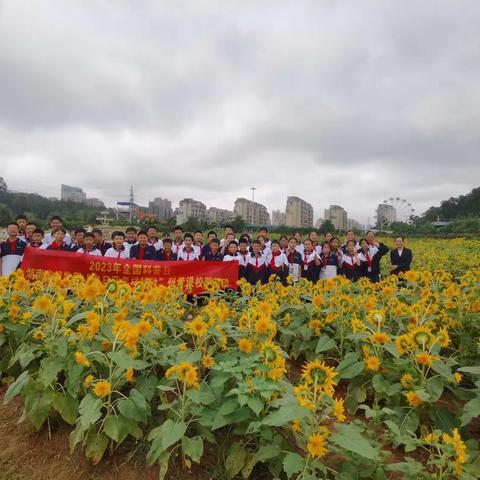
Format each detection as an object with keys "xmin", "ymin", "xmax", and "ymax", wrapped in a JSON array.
[{"xmin": 375, "ymin": 197, "xmax": 415, "ymax": 228}]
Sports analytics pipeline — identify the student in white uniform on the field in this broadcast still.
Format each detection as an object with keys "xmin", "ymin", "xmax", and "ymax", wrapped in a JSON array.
[
  {"xmin": 172, "ymin": 226, "xmax": 185, "ymax": 256},
  {"xmin": 265, "ymin": 240, "xmax": 289, "ymax": 284},
  {"xmin": 258, "ymin": 227, "xmax": 271, "ymax": 249},
  {"xmin": 237, "ymin": 238, "xmax": 250, "ymax": 280},
  {"xmin": 123, "ymin": 227, "xmax": 138, "ymax": 255},
  {"xmin": 223, "ymin": 241, "xmax": 240, "ymax": 263},
  {"xmin": 76, "ymin": 232, "xmax": 102, "ymax": 256},
  {"xmin": 0, "ymin": 223, "xmax": 27, "ymax": 276},
  {"xmin": 147, "ymin": 225, "xmax": 163, "ymax": 251},
  {"xmin": 43, "ymin": 216, "xmax": 72, "ymax": 245},
  {"xmin": 177, "ymin": 234, "xmax": 198, "ymax": 261},
  {"xmin": 285, "ymin": 237, "xmax": 303, "ymax": 282},
  {"xmin": 301, "ymin": 239, "xmax": 320, "ymax": 283},
  {"xmin": 15, "ymin": 215, "xmax": 28, "ymax": 241},
  {"xmin": 220, "ymin": 225, "xmax": 236, "ymax": 249},
  {"xmin": 318, "ymin": 241, "xmax": 340, "ymax": 280},
  {"xmin": 294, "ymin": 231, "xmax": 304, "ymax": 255},
  {"xmin": 105, "ymin": 231, "xmax": 129, "ymax": 259}
]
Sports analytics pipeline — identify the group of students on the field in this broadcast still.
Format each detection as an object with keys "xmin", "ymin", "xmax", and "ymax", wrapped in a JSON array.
[{"xmin": 0, "ymin": 214, "xmax": 413, "ymax": 284}]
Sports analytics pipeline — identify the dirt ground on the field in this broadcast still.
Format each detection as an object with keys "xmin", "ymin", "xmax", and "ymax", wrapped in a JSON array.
[{"xmin": 0, "ymin": 390, "xmax": 212, "ymax": 480}]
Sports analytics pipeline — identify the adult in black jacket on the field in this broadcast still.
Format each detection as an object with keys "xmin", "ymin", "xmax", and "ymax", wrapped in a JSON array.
[
  {"xmin": 358, "ymin": 238, "xmax": 389, "ymax": 283},
  {"xmin": 390, "ymin": 237, "xmax": 413, "ymax": 275}
]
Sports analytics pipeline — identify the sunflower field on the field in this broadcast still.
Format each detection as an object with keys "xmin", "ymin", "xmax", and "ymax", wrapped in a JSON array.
[{"xmin": 1, "ymin": 238, "xmax": 480, "ymax": 480}]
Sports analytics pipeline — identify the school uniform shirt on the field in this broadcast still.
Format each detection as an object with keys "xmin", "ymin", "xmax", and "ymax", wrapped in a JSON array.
[
  {"xmin": 390, "ymin": 247, "xmax": 413, "ymax": 275},
  {"xmin": 69, "ymin": 243, "xmax": 85, "ymax": 252},
  {"xmin": 129, "ymin": 244, "xmax": 157, "ymax": 260},
  {"xmin": 359, "ymin": 243, "xmax": 389, "ymax": 279},
  {"xmin": 223, "ymin": 253, "xmax": 241, "ymax": 263},
  {"xmin": 104, "ymin": 246, "xmax": 129, "ymax": 259},
  {"xmin": 43, "ymin": 231, "xmax": 72, "ymax": 245},
  {"xmin": 177, "ymin": 247, "xmax": 198, "ymax": 261},
  {"xmin": 246, "ymin": 253, "xmax": 267, "ymax": 284},
  {"xmin": 263, "ymin": 239, "xmax": 272, "ymax": 249},
  {"xmin": 285, "ymin": 248, "xmax": 303, "ymax": 282},
  {"xmin": 76, "ymin": 247, "xmax": 102, "ymax": 257},
  {"xmin": 341, "ymin": 252, "xmax": 362, "ymax": 281},
  {"xmin": 265, "ymin": 251, "xmax": 289, "ymax": 272},
  {"xmin": 123, "ymin": 240, "xmax": 138, "ymax": 256},
  {"xmin": 172, "ymin": 241, "xmax": 184, "ymax": 256},
  {"xmin": 156, "ymin": 249, "xmax": 177, "ymax": 261},
  {"xmin": 193, "ymin": 243, "xmax": 203, "ymax": 259},
  {"xmin": 318, "ymin": 252, "xmax": 339, "ymax": 280},
  {"xmin": 260, "ymin": 246, "xmax": 272, "ymax": 258},
  {"xmin": 220, "ymin": 238, "xmax": 237, "ymax": 248},
  {"xmin": 0, "ymin": 238, "xmax": 27, "ymax": 276},
  {"xmin": 301, "ymin": 250, "xmax": 319, "ymax": 282},
  {"xmin": 27, "ymin": 242, "xmax": 44, "ymax": 249},
  {"xmin": 148, "ymin": 239, "xmax": 164, "ymax": 251},
  {"xmin": 201, "ymin": 244, "xmax": 211, "ymax": 259},
  {"xmin": 46, "ymin": 241, "xmax": 72, "ymax": 252},
  {"xmin": 95, "ymin": 240, "xmax": 112, "ymax": 256},
  {"xmin": 312, "ymin": 243, "xmax": 322, "ymax": 255},
  {"xmin": 203, "ymin": 250, "xmax": 224, "ymax": 261}
]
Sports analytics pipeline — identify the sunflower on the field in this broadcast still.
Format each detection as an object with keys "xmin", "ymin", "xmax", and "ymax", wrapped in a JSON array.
[
  {"xmin": 409, "ymin": 326, "xmax": 433, "ymax": 348},
  {"xmin": 93, "ymin": 380, "xmax": 112, "ymax": 398},
  {"xmin": 415, "ymin": 352, "xmax": 436, "ymax": 366},
  {"xmin": 291, "ymin": 419, "xmax": 302, "ymax": 432},
  {"xmin": 435, "ymin": 327, "xmax": 450, "ymax": 348},
  {"xmin": 83, "ymin": 374, "xmax": 95, "ymax": 388},
  {"xmin": 186, "ymin": 316, "xmax": 208, "ymax": 337},
  {"xmin": 406, "ymin": 390, "xmax": 423, "ymax": 407},
  {"xmin": 307, "ymin": 433, "xmax": 328, "ymax": 458},
  {"xmin": 395, "ymin": 334, "xmax": 413, "ymax": 356},
  {"xmin": 32, "ymin": 330, "xmax": 45, "ymax": 341},
  {"xmin": 238, "ymin": 338, "xmax": 254, "ymax": 353},
  {"xmin": 125, "ymin": 367, "xmax": 134, "ymax": 382},
  {"xmin": 333, "ymin": 397, "xmax": 346, "ymax": 423},
  {"xmin": 365, "ymin": 356, "xmax": 380, "ymax": 372},
  {"xmin": 301, "ymin": 360, "xmax": 337, "ymax": 397},
  {"xmin": 202, "ymin": 355, "xmax": 215, "ymax": 369},
  {"xmin": 32, "ymin": 295, "xmax": 54, "ymax": 313},
  {"xmin": 400, "ymin": 373, "xmax": 414, "ymax": 389},
  {"xmin": 423, "ymin": 432, "xmax": 439, "ymax": 444},
  {"xmin": 370, "ymin": 332, "xmax": 390, "ymax": 345},
  {"xmin": 254, "ymin": 316, "xmax": 274, "ymax": 335},
  {"xmin": 74, "ymin": 351, "xmax": 90, "ymax": 368},
  {"xmin": 137, "ymin": 319, "xmax": 152, "ymax": 336},
  {"xmin": 442, "ymin": 428, "xmax": 467, "ymax": 474}
]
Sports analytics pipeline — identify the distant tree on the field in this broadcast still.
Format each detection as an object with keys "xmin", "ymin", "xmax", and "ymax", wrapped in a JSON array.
[
  {"xmin": 229, "ymin": 215, "xmax": 246, "ymax": 234},
  {"xmin": 318, "ymin": 220, "xmax": 336, "ymax": 234},
  {"xmin": 0, "ymin": 204, "xmax": 13, "ymax": 225},
  {"xmin": 182, "ymin": 216, "xmax": 201, "ymax": 233}
]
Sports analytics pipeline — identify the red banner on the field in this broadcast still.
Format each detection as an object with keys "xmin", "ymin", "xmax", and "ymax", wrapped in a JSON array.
[{"xmin": 20, "ymin": 248, "xmax": 238, "ymax": 294}]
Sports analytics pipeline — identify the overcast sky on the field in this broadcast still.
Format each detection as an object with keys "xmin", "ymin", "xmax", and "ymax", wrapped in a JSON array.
[{"xmin": 1, "ymin": 1, "xmax": 479, "ymax": 224}]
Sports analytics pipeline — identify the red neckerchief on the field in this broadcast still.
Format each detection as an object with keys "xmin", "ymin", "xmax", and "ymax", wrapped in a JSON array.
[
  {"xmin": 322, "ymin": 254, "xmax": 329, "ymax": 268},
  {"xmin": 50, "ymin": 241, "xmax": 64, "ymax": 250},
  {"xmin": 270, "ymin": 251, "xmax": 281, "ymax": 268},
  {"xmin": 138, "ymin": 245, "xmax": 146, "ymax": 260},
  {"xmin": 8, "ymin": 239, "xmax": 17, "ymax": 254},
  {"xmin": 164, "ymin": 251, "xmax": 172, "ymax": 260},
  {"xmin": 364, "ymin": 250, "xmax": 372, "ymax": 269},
  {"xmin": 184, "ymin": 248, "xmax": 193, "ymax": 261},
  {"xmin": 288, "ymin": 249, "xmax": 296, "ymax": 263},
  {"xmin": 304, "ymin": 250, "xmax": 312, "ymax": 266},
  {"xmin": 240, "ymin": 250, "xmax": 248, "ymax": 262},
  {"xmin": 345, "ymin": 253, "xmax": 356, "ymax": 270}
]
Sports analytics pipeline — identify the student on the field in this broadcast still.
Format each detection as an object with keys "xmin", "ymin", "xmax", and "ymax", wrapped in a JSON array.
[
  {"xmin": 390, "ymin": 237, "xmax": 413, "ymax": 276},
  {"xmin": 105, "ymin": 231, "xmax": 129, "ymax": 259},
  {"xmin": 341, "ymin": 240, "xmax": 362, "ymax": 281},
  {"xmin": 246, "ymin": 240, "xmax": 267, "ymax": 285},
  {"xmin": 324, "ymin": 232, "xmax": 333, "ymax": 243},
  {"xmin": 130, "ymin": 231, "xmax": 157, "ymax": 260},
  {"xmin": 220, "ymin": 226, "xmax": 235, "ymax": 248},
  {"xmin": 45, "ymin": 228, "xmax": 72, "ymax": 251},
  {"xmin": 76, "ymin": 232, "xmax": 102, "ymax": 256},
  {"xmin": 0, "ymin": 223, "xmax": 27, "ymax": 276},
  {"xmin": 177, "ymin": 233, "xmax": 198, "ymax": 261},
  {"xmin": 15, "ymin": 215, "xmax": 28, "ymax": 241},
  {"xmin": 156, "ymin": 238, "xmax": 177, "ymax": 261},
  {"xmin": 28, "ymin": 228, "xmax": 44, "ymax": 248},
  {"xmin": 123, "ymin": 227, "xmax": 138, "ymax": 255},
  {"xmin": 237, "ymin": 237, "xmax": 250, "ymax": 279},
  {"xmin": 70, "ymin": 228, "xmax": 87, "ymax": 251},
  {"xmin": 257, "ymin": 236, "xmax": 271, "ymax": 258},
  {"xmin": 204, "ymin": 238, "xmax": 223, "ymax": 261},
  {"xmin": 172, "ymin": 226, "xmax": 184, "ymax": 256},
  {"xmin": 279, "ymin": 235, "xmax": 289, "ymax": 253},
  {"xmin": 92, "ymin": 228, "xmax": 112, "ymax": 255},
  {"xmin": 193, "ymin": 230, "xmax": 204, "ymax": 258},
  {"xmin": 222, "ymin": 233, "xmax": 236, "ymax": 255},
  {"xmin": 24, "ymin": 222, "xmax": 37, "ymax": 243},
  {"xmin": 309, "ymin": 231, "xmax": 321, "ymax": 254},
  {"xmin": 301, "ymin": 239, "xmax": 320, "ymax": 283},
  {"xmin": 223, "ymin": 241, "xmax": 240, "ymax": 262},
  {"xmin": 147, "ymin": 226, "xmax": 163, "ymax": 251},
  {"xmin": 330, "ymin": 236, "xmax": 344, "ymax": 266},
  {"xmin": 319, "ymin": 241, "xmax": 340, "ymax": 280},
  {"xmin": 341, "ymin": 230, "xmax": 359, "ymax": 254},
  {"xmin": 358, "ymin": 238, "xmax": 388, "ymax": 283},
  {"xmin": 202, "ymin": 231, "xmax": 218, "ymax": 258},
  {"xmin": 365, "ymin": 231, "xmax": 389, "ymax": 259},
  {"xmin": 258, "ymin": 227, "xmax": 271, "ymax": 248},
  {"xmin": 294, "ymin": 231, "xmax": 304, "ymax": 255},
  {"xmin": 285, "ymin": 237, "xmax": 303, "ymax": 282},
  {"xmin": 43, "ymin": 216, "xmax": 72, "ymax": 245},
  {"xmin": 265, "ymin": 240, "xmax": 289, "ymax": 283}
]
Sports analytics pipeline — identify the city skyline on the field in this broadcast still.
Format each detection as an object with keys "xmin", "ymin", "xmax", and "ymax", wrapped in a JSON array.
[{"xmin": 2, "ymin": 2, "xmax": 479, "ymax": 224}]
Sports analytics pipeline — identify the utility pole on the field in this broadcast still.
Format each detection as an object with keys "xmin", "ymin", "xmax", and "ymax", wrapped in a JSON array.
[{"xmin": 250, "ymin": 187, "xmax": 256, "ymax": 203}]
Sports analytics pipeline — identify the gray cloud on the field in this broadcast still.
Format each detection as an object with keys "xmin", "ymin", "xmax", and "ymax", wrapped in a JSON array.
[{"xmin": 1, "ymin": 0, "xmax": 479, "ymax": 223}]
